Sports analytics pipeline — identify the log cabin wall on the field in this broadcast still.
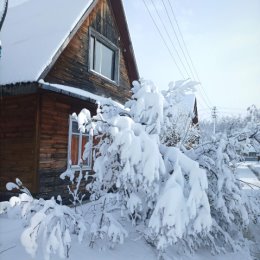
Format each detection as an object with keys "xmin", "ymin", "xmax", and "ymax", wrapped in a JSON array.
[
  {"xmin": 37, "ymin": 90, "xmax": 97, "ymax": 199},
  {"xmin": 0, "ymin": 93, "xmax": 38, "ymax": 200},
  {"xmin": 44, "ymin": 0, "xmax": 132, "ymax": 104}
]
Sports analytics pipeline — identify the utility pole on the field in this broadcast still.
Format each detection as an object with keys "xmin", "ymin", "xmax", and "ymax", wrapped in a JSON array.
[{"xmin": 212, "ymin": 106, "xmax": 217, "ymax": 134}]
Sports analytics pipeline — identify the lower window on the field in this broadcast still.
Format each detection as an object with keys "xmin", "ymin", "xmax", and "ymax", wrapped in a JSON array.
[{"xmin": 68, "ymin": 116, "xmax": 92, "ymax": 169}]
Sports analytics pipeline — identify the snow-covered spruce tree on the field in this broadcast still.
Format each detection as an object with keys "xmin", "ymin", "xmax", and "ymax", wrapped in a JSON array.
[{"xmin": 72, "ymin": 79, "xmax": 211, "ymax": 256}]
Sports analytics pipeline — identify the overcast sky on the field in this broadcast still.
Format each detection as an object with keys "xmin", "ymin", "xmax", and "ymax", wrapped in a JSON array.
[{"xmin": 122, "ymin": 0, "xmax": 260, "ymax": 118}]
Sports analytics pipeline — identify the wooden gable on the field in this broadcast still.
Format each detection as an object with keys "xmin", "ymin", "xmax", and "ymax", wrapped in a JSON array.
[
  {"xmin": 0, "ymin": 0, "xmax": 139, "ymax": 201},
  {"xmin": 44, "ymin": 0, "xmax": 134, "ymax": 103}
]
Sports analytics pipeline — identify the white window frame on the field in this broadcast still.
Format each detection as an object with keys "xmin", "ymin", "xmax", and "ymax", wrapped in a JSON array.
[
  {"xmin": 88, "ymin": 27, "xmax": 120, "ymax": 85},
  {"xmin": 67, "ymin": 115, "xmax": 92, "ymax": 170}
]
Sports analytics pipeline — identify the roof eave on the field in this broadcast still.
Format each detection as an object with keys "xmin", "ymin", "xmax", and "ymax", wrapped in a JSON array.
[{"xmin": 110, "ymin": 0, "xmax": 139, "ymax": 83}]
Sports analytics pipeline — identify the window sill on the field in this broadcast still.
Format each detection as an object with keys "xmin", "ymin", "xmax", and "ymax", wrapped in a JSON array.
[
  {"xmin": 89, "ymin": 69, "xmax": 119, "ymax": 87},
  {"xmin": 70, "ymin": 165, "xmax": 92, "ymax": 171}
]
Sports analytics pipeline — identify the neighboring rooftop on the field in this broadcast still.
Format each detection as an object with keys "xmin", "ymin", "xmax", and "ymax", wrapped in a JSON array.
[
  {"xmin": 0, "ymin": 0, "xmax": 94, "ymax": 85},
  {"xmin": 180, "ymin": 94, "xmax": 196, "ymax": 113}
]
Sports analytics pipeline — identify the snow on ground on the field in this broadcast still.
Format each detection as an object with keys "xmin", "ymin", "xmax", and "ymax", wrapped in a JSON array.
[
  {"xmin": 236, "ymin": 162, "xmax": 260, "ymax": 190},
  {"xmin": 0, "ymin": 163, "xmax": 259, "ymax": 260},
  {"xmin": 0, "ymin": 212, "xmax": 253, "ymax": 260}
]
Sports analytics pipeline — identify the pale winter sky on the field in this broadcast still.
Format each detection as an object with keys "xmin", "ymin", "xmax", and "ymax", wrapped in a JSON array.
[
  {"xmin": 122, "ymin": 0, "xmax": 260, "ymax": 119},
  {"xmin": 6, "ymin": 0, "xmax": 260, "ymax": 118}
]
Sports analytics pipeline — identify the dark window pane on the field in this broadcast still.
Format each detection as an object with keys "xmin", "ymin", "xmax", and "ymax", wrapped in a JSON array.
[
  {"xmin": 72, "ymin": 121, "xmax": 80, "ymax": 134},
  {"xmin": 92, "ymin": 38, "xmax": 115, "ymax": 80},
  {"xmin": 100, "ymin": 42, "xmax": 115, "ymax": 80}
]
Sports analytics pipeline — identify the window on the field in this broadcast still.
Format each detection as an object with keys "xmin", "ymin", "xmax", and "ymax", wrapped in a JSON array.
[
  {"xmin": 68, "ymin": 116, "xmax": 92, "ymax": 169},
  {"xmin": 89, "ymin": 29, "xmax": 119, "ymax": 82}
]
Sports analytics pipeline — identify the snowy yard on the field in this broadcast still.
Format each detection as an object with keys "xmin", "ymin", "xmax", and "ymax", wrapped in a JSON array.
[
  {"xmin": 0, "ymin": 80, "xmax": 259, "ymax": 260},
  {"xmin": 0, "ymin": 206, "xmax": 254, "ymax": 260},
  {"xmin": 236, "ymin": 162, "xmax": 260, "ymax": 190},
  {"xmin": 0, "ymin": 163, "xmax": 259, "ymax": 260},
  {"xmin": 1, "ymin": 0, "xmax": 259, "ymax": 259}
]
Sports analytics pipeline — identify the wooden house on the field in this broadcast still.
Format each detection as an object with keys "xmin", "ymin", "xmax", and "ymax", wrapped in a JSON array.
[
  {"xmin": 174, "ymin": 94, "xmax": 198, "ymax": 125},
  {"xmin": 0, "ymin": 0, "xmax": 139, "ymax": 200}
]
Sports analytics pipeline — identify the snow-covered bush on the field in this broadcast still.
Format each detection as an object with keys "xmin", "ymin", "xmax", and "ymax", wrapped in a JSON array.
[
  {"xmin": 88, "ymin": 195, "xmax": 128, "ymax": 248},
  {"xmin": 5, "ymin": 181, "xmax": 86, "ymax": 260},
  {"xmin": 200, "ymin": 105, "xmax": 260, "ymax": 155},
  {"xmin": 161, "ymin": 80, "xmax": 199, "ymax": 148},
  {"xmin": 60, "ymin": 165, "xmax": 87, "ymax": 209},
  {"xmin": 186, "ymin": 132, "xmax": 257, "ymax": 253},
  {"xmin": 125, "ymin": 79, "xmax": 164, "ymax": 135},
  {"xmin": 20, "ymin": 197, "xmax": 86, "ymax": 260},
  {"xmin": 79, "ymin": 106, "xmax": 166, "ymax": 224},
  {"xmin": 148, "ymin": 146, "xmax": 211, "ymax": 252},
  {"xmin": 70, "ymin": 79, "xmax": 211, "ymax": 256},
  {"xmin": 5, "ymin": 79, "xmax": 259, "ymax": 259},
  {"xmin": 6, "ymin": 178, "xmax": 32, "ymax": 197}
]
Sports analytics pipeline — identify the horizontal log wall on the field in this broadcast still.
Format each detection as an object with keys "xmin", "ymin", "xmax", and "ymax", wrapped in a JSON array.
[
  {"xmin": 37, "ymin": 91, "xmax": 96, "ymax": 199},
  {"xmin": 45, "ymin": 0, "xmax": 132, "ymax": 104},
  {"xmin": 0, "ymin": 94, "xmax": 38, "ymax": 198}
]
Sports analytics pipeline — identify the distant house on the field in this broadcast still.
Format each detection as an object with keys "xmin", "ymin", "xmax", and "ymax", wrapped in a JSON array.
[
  {"xmin": 178, "ymin": 94, "xmax": 199, "ymax": 147},
  {"xmin": 0, "ymin": 0, "xmax": 139, "ymax": 200},
  {"xmin": 243, "ymin": 146, "xmax": 258, "ymax": 161},
  {"xmin": 180, "ymin": 94, "xmax": 198, "ymax": 125}
]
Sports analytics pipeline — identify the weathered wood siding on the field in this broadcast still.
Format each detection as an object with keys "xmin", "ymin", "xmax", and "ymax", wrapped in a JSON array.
[
  {"xmin": 0, "ymin": 89, "xmax": 97, "ymax": 201},
  {"xmin": 0, "ymin": 94, "xmax": 38, "ymax": 198},
  {"xmin": 45, "ymin": 0, "xmax": 132, "ymax": 103},
  {"xmin": 37, "ymin": 91, "xmax": 97, "ymax": 198}
]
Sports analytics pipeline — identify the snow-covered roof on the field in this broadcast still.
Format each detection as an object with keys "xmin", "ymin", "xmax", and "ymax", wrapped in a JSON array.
[
  {"xmin": 177, "ymin": 94, "xmax": 196, "ymax": 113},
  {"xmin": 0, "ymin": 0, "xmax": 94, "ymax": 85},
  {"xmin": 248, "ymin": 145, "xmax": 256, "ymax": 153}
]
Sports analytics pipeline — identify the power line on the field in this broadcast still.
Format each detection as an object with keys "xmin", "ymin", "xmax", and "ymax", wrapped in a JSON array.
[
  {"xmin": 196, "ymin": 92, "xmax": 212, "ymax": 110},
  {"xmin": 149, "ymin": 0, "xmax": 191, "ymax": 78},
  {"xmin": 166, "ymin": 0, "xmax": 200, "ymax": 80},
  {"xmin": 143, "ymin": 0, "xmax": 214, "ymax": 110},
  {"xmin": 166, "ymin": 0, "xmax": 213, "ymax": 107},
  {"xmin": 161, "ymin": 0, "xmax": 195, "ymax": 79},
  {"xmin": 142, "ymin": 0, "xmax": 185, "ymax": 79},
  {"xmin": 149, "ymin": 0, "xmax": 212, "ymax": 109},
  {"xmin": 197, "ymin": 83, "xmax": 213, "ymax": 108}
]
